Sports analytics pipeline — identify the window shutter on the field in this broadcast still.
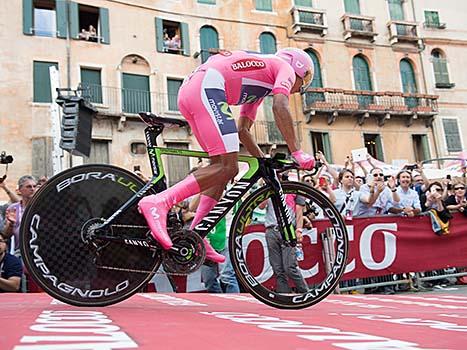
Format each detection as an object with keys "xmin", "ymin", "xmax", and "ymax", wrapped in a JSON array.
[
  {"xmin": 200, "ymin": 26, "xmax": 219, "ymax": 63},
  {"xmin": 344, "ymin": 0, "xmax": 360, "ymax": 14},
  {"xmin": 198, "ymin": 0, "xmax": 216, "ymax": 4},
  {"xmin": 81, "ymin": 68, "xmax": 102, "ymax": 104},
  {"xmin": 256, "ymin": 0, "xmax": 272, "ymax": 11},
  {"xmin": 68, "ymin": 1, "xmax": 79, "ymax": 39},
  {"xmin": 375, "ymin": 135, "xmax": 384, "ymax": 161},
  {"xmin": 388, "ymin": 0, "xmax": 404, "ymax": 20},
  {"xmin": 421, "ymin": 135, "xmax": 431, "ymax": 161},
  {"xmin": 33, "ymin": 61, "xmax": 59, "ymax": 103},
  {"xmin": 155, "ymin": 17, "xmax": 164, "ymax": 52},
  {"xmin": 167, "ymin": 79, "xmax": 183, "ymax": 111},
  {"xmin": 56, "ymin": 0, "xmax": 68, "ymax": 38},
  {"xmin": 294, "ymin": 0, "xmax": 313, "ymax": 7},
  {"xmin": 99, "ymin": 7, "xmax": 110, "ymax": 44},
  {"xmin": 442, "ymin": 119, "xmax": 462, "ymax": 152},
  {"xmin": 181, "ymin": 22, "xmax": 190, "ymax": 56},
  {"xmin": 424, "ymin": 11, "xmax": 440, "ymax": 26},
  {"xmin": 165, "ymin": 143, "xmax": 190, "ymax": 187},
  {"xmin": 400, "ymin": 59, "xmax": 417, "ymax": 93},
  {"xmin": 23, "ymin": 0, "xmax": 33, "ymax": 35},
  {"xmin": 122, "ymin": 73, "xmax": 151, "ymax": 114},
  {"xmin": 353, "ymin": 56, "xmax": 372, "ymax": 91},
  {"xmin": 259, "ymin": 33, "xmax": 276, "ymax": 54},
  {"xmin": 322, "ymin": 133, "xmax": 333, "ymax": 163},
  {"xmin": 433, "ymin": 57, "xmax": 450, "ymax": 85}
]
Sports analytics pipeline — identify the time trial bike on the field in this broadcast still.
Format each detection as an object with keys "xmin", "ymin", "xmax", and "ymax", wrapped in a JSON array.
[{"xmin": 20, "ymin": 112, "xmax": 348, "ymax": 309}]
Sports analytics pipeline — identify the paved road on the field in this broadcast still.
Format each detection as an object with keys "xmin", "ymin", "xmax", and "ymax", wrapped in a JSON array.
[{"xmin": 3, "ymin": 291, "xmax": 466, "ymax": 350}]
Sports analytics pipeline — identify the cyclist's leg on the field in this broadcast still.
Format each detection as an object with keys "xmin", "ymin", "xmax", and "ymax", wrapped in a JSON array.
[{"xmin": 139, "ymin": 68, "xmax": 239, "ymax": 262}]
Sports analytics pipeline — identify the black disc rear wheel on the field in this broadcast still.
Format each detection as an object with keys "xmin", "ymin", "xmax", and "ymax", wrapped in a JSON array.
[{"xmin": 20, "ymin": 164, "xmax": 161, "ymax": 306}]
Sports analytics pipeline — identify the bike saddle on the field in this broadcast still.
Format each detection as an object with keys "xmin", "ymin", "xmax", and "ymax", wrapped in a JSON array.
[{"xmin": 138, "ymin": 112, "xmax": 188, "ymax": 128}]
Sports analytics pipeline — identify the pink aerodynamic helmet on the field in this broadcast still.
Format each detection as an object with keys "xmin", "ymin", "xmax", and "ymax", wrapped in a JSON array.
[{"xmin": 275, "ymin": 48, "xmax": 314, "ymax": 91}]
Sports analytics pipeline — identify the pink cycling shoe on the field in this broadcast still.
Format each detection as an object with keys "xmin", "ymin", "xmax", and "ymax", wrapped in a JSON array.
[
  {"xmin": 203, "ymin": 239, "xmax": 226, "ymax": 263},
  {"xmin": 138, "ymin": 195, "xmax": 173, "ymax": 250}
]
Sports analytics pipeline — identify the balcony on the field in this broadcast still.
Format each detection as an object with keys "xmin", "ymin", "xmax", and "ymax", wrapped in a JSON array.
[
  {"xmin": 341, "ymin": 14, "xmax": 377, "ymax": 42},
  {"xmin": 387, "ymin": 20, "xmax": 420, "ymax": 46},
  {"xmin": 252, "ymin": 121, "xmax": 301, "ymax": 145},
  {"xmin": 303, "ymin": 88, "xmax": 438, "ymax": 127},
  {"xmin": 78, "ymin": 83, "xmax": 179, "ymax": 117},
  {"xmin": 423, "ymin": 21, "xmax": 446, "ymax": 30},
  {"xmin": 291, "ymin": 7, "xmax": 327, "ymax": 36}
]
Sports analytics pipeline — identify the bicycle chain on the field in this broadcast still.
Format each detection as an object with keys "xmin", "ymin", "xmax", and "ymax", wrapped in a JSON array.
[{"xmin": 95, "ymin": 224, "xmax": 201, "ymax": 276}]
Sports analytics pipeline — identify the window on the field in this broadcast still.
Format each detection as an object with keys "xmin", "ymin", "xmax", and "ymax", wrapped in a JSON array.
[
  {"xmin": 67, "ymin": 3, "xmax": 110, "ymax": 44},
  {"xmin": 442, "ymin": 119, "xmax": 462, "ymax": 152},
  {"xmin": 295, "ymin": 0, "xmax": 313, "ymax": 7},
  {"xmin": 122, "ymin": 73, "xmax": 151, "ymax": 114},
  {"xmin": 400, "ymin": 59, "xmax": 419, "ymax": 108},
  {"xmin": 431, "ymin": 50, "xmax": 453, "ymax": 88},
  {"xmin": 256, "ymin": 0, "xmax": 272, "ymax": 11},
  {"xmin": 155, "ymin": 18, "xmax": 190, "ymax": 56},
  {"xmin": 352, "ymin": 55, "xmax": 373, "ymax": 107},
  {"xmin": 131, "ymin": 142, "xmax": 147, "ymax": 155},
  {"xmin": 83, "ymin": 140, "xmax": 110, "ymax": 164},
  {"xmin": 412, "ymin": 135, "xmax": 430, "ymax": 162},
  {"xmin": 259, "ymin": 32, "xmax": 277, "ymax": 54},
  {"xmin": 167, "ymin": 79, "xmax": 183, "ymax": 111},
  {"xmin": 165, "ymin": 143, "xmax": 190, "ymax": 186},
  {"xmin": 344, "ymin": 0, "xmax": 360, "ymax": 14},
  {"xmin": 424, "ymin": 10, "xmax": 443, "ymax": 28},
  {"xmin": 198, "ymin": 0, "xmax": 216, "ymax": 4},
  {"xmin": 364, "ymin": 133, "xmax": 384, "ymax": 161},
  {"xmin": 23, "ymin": 0, "xmax": 68, "ymax": 38},
  {"xmin": 388, "ymin": 0, "xmax": 404, "ymax": 20},
  {"xmin": 200, "ymin": 26, "xmax": 219, "ymax": 63},
  {"xmin": 311, "ymin": 132, "xmax": 332, "ymax": 163},
  {"xmin": 304, "ymin": 50, "xmax": 325, "ymax": 105},
  {"xmin": 80, "ymin": 68, "xmax": 102, "ymax": 104},
  {"xmin": 33, "ymin": 61, "xmax": 58, "ymax": 103}
]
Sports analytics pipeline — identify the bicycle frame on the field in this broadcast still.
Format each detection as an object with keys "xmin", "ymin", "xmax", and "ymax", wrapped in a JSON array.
[{"xmin": 99, "ymin": 124, "xmax": 298, "ymax": 246}]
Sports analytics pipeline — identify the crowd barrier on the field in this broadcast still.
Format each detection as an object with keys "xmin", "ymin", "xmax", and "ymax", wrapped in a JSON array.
[{"xmin": 24, "ymin": 213, "xmax": 467, "ymax": 294}]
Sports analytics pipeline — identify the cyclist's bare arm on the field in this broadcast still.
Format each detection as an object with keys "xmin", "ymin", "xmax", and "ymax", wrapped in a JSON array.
[
  {"xmin": 238, "ymin": 117, "xmax": 264, "ymax": 158},
  {"xmin": 272, "ymin": 94, "xmax": 299, "ymax": 153}
]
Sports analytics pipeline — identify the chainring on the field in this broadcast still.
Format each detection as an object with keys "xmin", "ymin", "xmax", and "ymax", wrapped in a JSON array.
[{"xmin": 162, "ymin": 229, "xmax": 206, "ymax": 275}]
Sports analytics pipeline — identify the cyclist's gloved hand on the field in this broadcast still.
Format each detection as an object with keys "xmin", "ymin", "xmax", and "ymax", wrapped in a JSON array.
[{"xmin": 292, "ymin": 150, "xmax": 315, "ymax": 170}]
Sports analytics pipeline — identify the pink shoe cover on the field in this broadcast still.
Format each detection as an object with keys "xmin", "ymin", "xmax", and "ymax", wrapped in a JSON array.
[
  {"xmin": 138, "ymin": 195, "xmax": 173, "ymax": 250},
  {"xmin": 203, "ymin": 238, "xmax": 226, "ymax": 263}
]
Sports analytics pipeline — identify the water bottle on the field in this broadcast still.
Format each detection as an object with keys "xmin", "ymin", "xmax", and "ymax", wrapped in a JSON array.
[{"xmin": 295, "ymin": 244, "xmax": 304, "ymax": 261}]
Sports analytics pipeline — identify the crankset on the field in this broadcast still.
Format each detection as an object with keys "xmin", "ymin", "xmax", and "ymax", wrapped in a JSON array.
[{"xmin": 162, "ymin": 229, "xmax": 206, "ymax": 275}]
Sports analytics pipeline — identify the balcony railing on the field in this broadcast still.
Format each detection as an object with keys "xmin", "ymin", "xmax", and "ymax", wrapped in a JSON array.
[
  {"xmin": 423, "ymin": 21, "xmax": 446, "ymax": 29},
  {"xmin": 303, "ymin": 88, "xmax": 438, "ymax": 126},
  {"xmin": 291, "ymin": 7, "xmax": 327, "ymax": 36},
  {"xmin": 341, "ymin": 14, "xmax": 377, "ymax": 41},
  {"xmin": 253, "ymin": 121, "xmax": 300, "ymax": 145},
  {"xmin": 78, "ymin": 83, "xmax": 179, "ymax": 116},
  {"xmin": 387, "ymin": 20, "xmax": 420, "ymax": 45}
]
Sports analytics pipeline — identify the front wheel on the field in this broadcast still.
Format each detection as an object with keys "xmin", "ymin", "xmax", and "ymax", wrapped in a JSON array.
[
  {"xmin": 20, "ymin": 164, "xmax": 162, "ymax": 306},
  {"xmin": 229, "ymin": 181, "xmax": 348, "ymax": 309}
]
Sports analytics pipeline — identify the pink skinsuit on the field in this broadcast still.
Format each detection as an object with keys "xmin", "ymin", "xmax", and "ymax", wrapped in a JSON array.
[{"xmin": 177, "ymin": 50, "xmax": 296, "ymax": 156}]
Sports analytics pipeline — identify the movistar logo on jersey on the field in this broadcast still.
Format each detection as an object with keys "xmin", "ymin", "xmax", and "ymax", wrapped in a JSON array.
[
  {"xmin": 231, "ymin": 59, "xmax": 266, "ymax": 72},
  {"xmin": 205, "ymin": 88, "xmax": 237, "ymax": 135}
]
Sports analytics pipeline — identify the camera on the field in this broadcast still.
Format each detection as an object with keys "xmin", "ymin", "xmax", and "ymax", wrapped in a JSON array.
[
  {"xmin": 0, "ymin": 151, "xmax": 13, "ymax": 165},
  {"xmin": 404, "ymin": 164, "xmax": 417, "ymax": 171}
]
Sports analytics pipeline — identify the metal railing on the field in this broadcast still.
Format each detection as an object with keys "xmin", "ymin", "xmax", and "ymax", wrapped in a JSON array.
[
  {"xmin": 388, "ymin": 20, "xmax": 420, "ymax": 44},
  {"xmin": 78, "ymin": 83, "xmax": 179, "ymax": 116},
  {"xmin": 341, "ymin": 14, "xmax": 377, "ymax": 41},
  {"xmin": 303, "ymin": 88, "xmax": 438, "ymax": 114},
  {"xmin": 253, "ymin": 120, "xmax": 300, "ymax": 145},
  {"xmin": 291, "ymin": 7, "xmax": 327, "ymax": 35}
]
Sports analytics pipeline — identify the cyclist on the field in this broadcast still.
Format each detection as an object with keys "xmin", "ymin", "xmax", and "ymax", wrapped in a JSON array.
[{"xmin": 139, "ymin": 48, "xmax": 316, "ymax": 263}]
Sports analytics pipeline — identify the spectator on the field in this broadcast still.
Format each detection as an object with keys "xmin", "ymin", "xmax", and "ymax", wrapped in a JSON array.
[
  {"xmin": 3, "ymin": 175, "xmax": 37, "ymax": 257},
  {"xmin": 333, "ymin": 169, "xmax": 360, "ymax": 220},
  {"xmin": 388, "ymin": 170, "xmax": 421, "ymax": 217},
  {"xmin": 421, "ymin": 182, "xmax": 446, "ymax": 213},
  {"xmin": 355, "ymin": 168, "xmax": 399, "ymax": 217},
  {"xmin": 260, "ymin": 191, "xmax": 308, "ymax": 294},
  {"xmin": 0, "ymin": 232, "xmax": 22, "ymax": 292},
  {"xmin": 445, "ymin": 181, "xmax": 467, "ymax": 216},
  {"xmin": 35, "ymin": 176, "xmax": 48, "ymax": 190},
  {"xmin": 0, "ymin": 179, "xmax": 20, "ymax": 233},
  {"xmin": 354, "ymin": 175, "xmax": 366, "ymax": 191}
]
